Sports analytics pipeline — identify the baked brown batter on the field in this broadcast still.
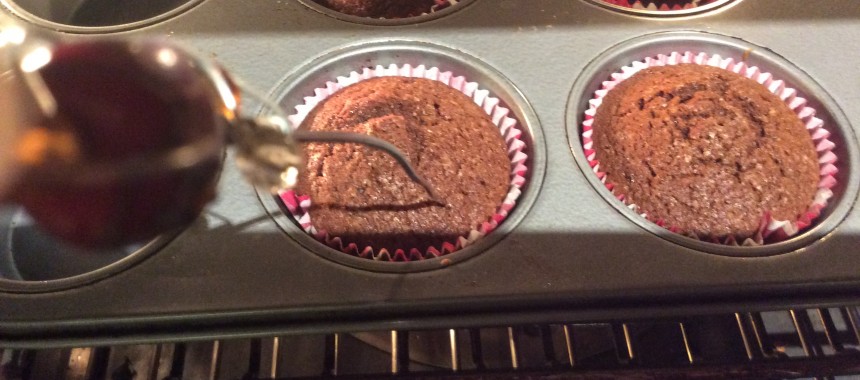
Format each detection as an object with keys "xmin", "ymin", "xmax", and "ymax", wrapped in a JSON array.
[
  {"xmin": 297, "ymin": 77, "xmax": 510, "ymax": 251},
  {"xmin": 592, "ymin": 64, "xmax": 818, "ymax": 240}
]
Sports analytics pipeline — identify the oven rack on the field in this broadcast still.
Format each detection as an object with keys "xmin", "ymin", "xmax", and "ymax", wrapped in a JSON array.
[{"xmin": 2, "ymin": 306, "xmax": 858, "ymax": 379}]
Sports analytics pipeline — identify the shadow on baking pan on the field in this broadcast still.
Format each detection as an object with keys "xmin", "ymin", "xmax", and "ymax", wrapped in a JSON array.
[
  {"xmin": 1, "ymin": 0, "xmax": 203, "ymax": 32},
  {"xmin": 297, "ymin": 0, "xmax": 477, "ymax": 26},
  {"xmin": 0, "ymin": 205, "xmax": 173, "ymax": 292},
  {"xmin": 1, "ymin": 216, "xmax": 859, "ymax": 343},
  {"xmin": 68, "ymin": 0, "xmax": 191, "ymax": 26},
  {"xmin": 156, "ymin": 0, "xmax": 860, "ymax": 33}
]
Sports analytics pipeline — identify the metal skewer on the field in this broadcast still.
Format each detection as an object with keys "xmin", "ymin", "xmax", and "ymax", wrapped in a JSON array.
[
  {"xmin": 233, "ymin": 78, "xmax": 442, "ymax": 202},
  {"xmin": 292, "ymin": 130, "xmax": 442, "ymax": 203}
]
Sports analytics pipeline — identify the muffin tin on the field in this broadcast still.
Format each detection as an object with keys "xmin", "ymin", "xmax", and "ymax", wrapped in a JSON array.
[
  {"xmin": 1, "ymin": 0, "xmax": 859, "ymax": 347},
  {"xmin": 0, "ymin": 206, "xmax": 175, "ymax": 292},
  {"xmin": 0, "ymin": 0, "xmax": 204, "ymax": 33}
]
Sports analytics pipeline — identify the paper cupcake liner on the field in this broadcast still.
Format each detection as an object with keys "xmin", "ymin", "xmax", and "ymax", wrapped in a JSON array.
[
  {"xmin": 280, "ymin": 64, "xmax": 529, "ymax": 261},
  {"xmin": 432, "ymin": 0, "xmax": 458, "ymax": 13},
  {"xmin": 600, "ymin": 0, "xmax": 716, "ymax": 11},
  {"xmin": 581, "ymin": 51, "xmax": 838, "ymax": 246},
  {"xmin": 414, "ymin": 0, "xmax": 460, "ymax": 16}
]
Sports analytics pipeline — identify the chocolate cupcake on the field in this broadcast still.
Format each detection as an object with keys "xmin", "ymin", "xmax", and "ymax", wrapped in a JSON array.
[
  {"xmin": 312, "ymin": 0, "xmax": 441, "ymax": 18},
  {"xmin": 591, "ymin": 64, "xmax": 820, "ymax": 241},
  {"xmin": 294, "ymin": 76, "xmax": 513, "ymax": 255}
]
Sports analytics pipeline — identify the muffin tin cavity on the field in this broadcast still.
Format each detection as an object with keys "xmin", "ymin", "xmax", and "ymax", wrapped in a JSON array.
[
  {"xmin": 585, "ymin": 0, "xmax": 741, "ymax": 18},
  {"xmin": 0, "ymin": 0, "xmax": 203, "ymax": 33},
  {"xmin": 259, "ymin": 40, "xmax": 545, "ymax": 273},
  {"xmin": 0, "ymin": 207, "xmax": 172, "ymax": 293},
  {"xmin": 297, "ymin": 0, "xmax": 475, "ymax": 26},
  {"xmin": 566, "ymin": 31, "xmax": 859, "ymax": 257}
]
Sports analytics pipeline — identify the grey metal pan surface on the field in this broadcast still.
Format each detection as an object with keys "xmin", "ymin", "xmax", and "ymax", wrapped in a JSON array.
[{"xmin": 0, "ymin": 0, "xmax": 858, "ymax": 347}]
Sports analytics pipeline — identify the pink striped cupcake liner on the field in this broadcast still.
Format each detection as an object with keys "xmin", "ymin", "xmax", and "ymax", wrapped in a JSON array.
[
  {"xmin": 600, "ymin": 0, "xmax": 717, "ymax": 11},
  {"xmin": 432, "ymin": 0, "xmax": 459, "ymax": 13},
  {"xmin": 581, "ymin": 51, "xmax": 837, "ymax": 246},
  {"xmin": 280, "ymin": 64, "xmax": 529, "ymax": 261}
]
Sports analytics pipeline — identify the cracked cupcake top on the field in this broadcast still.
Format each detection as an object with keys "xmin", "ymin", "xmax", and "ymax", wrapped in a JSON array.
[
  {"xmin": 592, "ymin": 64, "xmax": 819, "ymax": 240},
  {"xmin": 296, "ymin": 77, "xmax": 510, "ymax": 252}
]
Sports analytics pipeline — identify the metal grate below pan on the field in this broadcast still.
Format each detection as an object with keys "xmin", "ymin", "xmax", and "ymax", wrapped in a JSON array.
[{"xmin": 2, "ymin": 307, "xmax": 859, "ymax": 379}]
